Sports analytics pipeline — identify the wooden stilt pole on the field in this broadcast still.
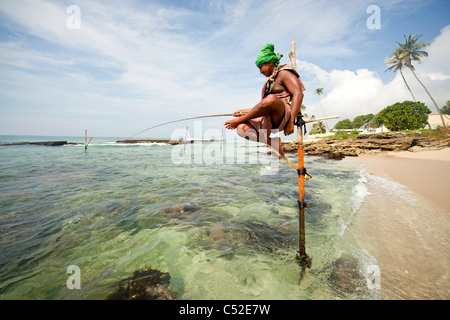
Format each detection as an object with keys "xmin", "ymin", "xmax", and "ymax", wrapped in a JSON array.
[
  {"xmin": 183, "ymin": 126, "xmax": 189, "ymax": 155},
  {"xmin": 84, "ymin": 129, "xmax": 93, "ymax": 151},
  {"xmin": 220, "ymin": 127, "xmax": 224, "ymax": 152},
  {"xmin": 290, "ymin": 39, "xmax": 312, "ymax": 267}
]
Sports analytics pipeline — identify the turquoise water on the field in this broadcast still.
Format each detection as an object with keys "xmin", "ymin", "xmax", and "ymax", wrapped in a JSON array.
[{"xmin": 0, "ymin": 135, "xmax": 380, "ymax": 300}]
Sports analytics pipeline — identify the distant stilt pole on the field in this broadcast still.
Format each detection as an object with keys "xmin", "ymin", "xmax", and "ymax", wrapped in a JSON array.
[
  {"xmin": 220, "ymin": 127, "xmax": 224, "ymax": 152},
  {"xmin": 84, "ymin": 129, "xmax": 93, "ymax": 151},
  {"xmin": 85, "ymin": 129, "xmax": 88, "ymax": 151},
  {"xmin": 183, "ymin": 126, "xmax": 188, "ymax": 155}
]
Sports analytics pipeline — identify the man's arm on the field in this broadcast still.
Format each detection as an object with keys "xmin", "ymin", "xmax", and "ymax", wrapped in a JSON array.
[
  {"xmin": 279, "ymin": 71, "xmax": 304, "ymax": 135},
  {"xmin": 232, "ymin": 109, "xmax": 251, "ymax": 116}
]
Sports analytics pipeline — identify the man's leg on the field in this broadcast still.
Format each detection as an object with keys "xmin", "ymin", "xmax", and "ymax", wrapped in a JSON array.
[
  {"xmin": 236, "ymin": 122, "xmax": 259, "ymax": 142},
  {"xmin": 236, "ymin": 122, "xmax": 285, "ymax": 158},
  {"xmin": 224, "ymin": 95, "xmax": 286, "ymax": 130}
]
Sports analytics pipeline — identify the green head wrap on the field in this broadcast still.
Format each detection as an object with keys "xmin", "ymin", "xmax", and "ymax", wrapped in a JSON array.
[{"xmin": 255, "ymin": 44, "xmax": 283, "ymax": 66}]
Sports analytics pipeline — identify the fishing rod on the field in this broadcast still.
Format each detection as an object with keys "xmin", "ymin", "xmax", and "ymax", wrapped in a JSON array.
[
  {"xmin": 127, "ymin": 113, "xmax": 339, "ymax": 141},
  {"xmin": 126, "ymin": 111, "xmax": 338, "ymax": 171},
  {"xmin": 125, "ymin": 113, "xmax": 337, "ymax": 171},
  {"xmin": 126, "ymin": 114, "xmax": 235, "ymax": 140}
]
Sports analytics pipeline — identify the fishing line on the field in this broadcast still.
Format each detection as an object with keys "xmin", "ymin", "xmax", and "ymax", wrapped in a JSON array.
[
  {"xmin": 125, "ymin": 114, "xmax": 234, "ymax": 140},
  {"xmin": 125, "ymin": 113, "xmax": 339, "ymax": 171}
]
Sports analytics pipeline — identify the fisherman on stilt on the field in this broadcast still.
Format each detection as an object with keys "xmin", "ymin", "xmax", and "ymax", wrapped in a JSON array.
[{"xmin": 224, "ymin": 44, "xmax": 306, "ymax": 156}]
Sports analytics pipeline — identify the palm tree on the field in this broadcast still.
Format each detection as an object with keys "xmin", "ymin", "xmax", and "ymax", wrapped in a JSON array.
[
  {"xmin": 441, "ymin": 101, "xmax": 450, "ymax": 115},
  {"xmin": 311, "ymin": 121, "xmax": 326, "ymax": 134},
  {"xmin": 300, "ymin": 104, "xmax": 308, "ymax": 119},
  {"xmin": 314, "ymin": 88, "xmax": 329, "ymax": 131},
  {"xmin": 390, "ymin": 34, "xmax": 446, "ymax": 127},
  {"xmin": 385, "ymin": 53, "xmax": 416, "ymax": 101}
]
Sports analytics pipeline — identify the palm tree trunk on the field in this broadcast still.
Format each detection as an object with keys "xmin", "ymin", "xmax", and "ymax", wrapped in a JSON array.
[
  {"xmin": 409, "ymin": 67, "xmax": 446, "ymax": 127},
  {"xmin": 317, "ymin": 96, "xmax": 329, "ymax": 132},
  {"xmin": 402, "ymin": 69, "xmax": 431, "ymax": 128},
  {"xmin": 400, "ymin": 69, "xmax": 416, "ymax": 101}
]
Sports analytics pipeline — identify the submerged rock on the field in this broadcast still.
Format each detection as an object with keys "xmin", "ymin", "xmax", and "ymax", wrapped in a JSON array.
[
  {"xmin": 106, "ymin": 266, "xmax": 175, "ymax": 300},
  {"xmin": 160, "ymin": 205, "xmax": 231, "ymax": 228},
  {"xmin": 185, "ymin": 218, "xmax": 297, "ymax": 257},
  {"xmin": 329, "ymin": 254, "xmax": 366, "ymax": 294},
  {"xmin": 162, "ymin": 204, "xmax": 203, "ymax": 218},
  {"xmin": 327, "ymin": 151, "xmax": 345, "ymax": 160},
  {"xmin": 240, "ymin": 219, "xmax": 297, "ymax": 253}
]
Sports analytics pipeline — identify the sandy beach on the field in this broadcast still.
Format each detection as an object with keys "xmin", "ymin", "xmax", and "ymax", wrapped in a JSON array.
[{"xmin": 349, "ymin": 148, "xmax": 450, "ymax": 299}]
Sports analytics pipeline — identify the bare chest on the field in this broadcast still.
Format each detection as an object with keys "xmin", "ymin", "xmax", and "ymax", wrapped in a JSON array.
[{"xmin": 271, "ymin": 77, "xmax": 288, "ymax": 95}]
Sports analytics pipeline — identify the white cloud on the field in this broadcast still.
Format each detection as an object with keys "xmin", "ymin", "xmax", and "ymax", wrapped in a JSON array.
[
  {"xmin": 0, "ymin": 0, "xmax": 447, "ymax": 136},
  {"xmin": 298, "ymin": 24, "xmax": 450, "ymax": 128}
]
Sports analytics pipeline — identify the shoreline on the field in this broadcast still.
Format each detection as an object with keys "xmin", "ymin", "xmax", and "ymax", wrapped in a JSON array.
[
  {"xmin": 346, "ymin": 148, "xmax": 450, "ymax": 299},
  {"xmin": 358, "ymin": 149, "xmax": 450, "ymax": 212}
]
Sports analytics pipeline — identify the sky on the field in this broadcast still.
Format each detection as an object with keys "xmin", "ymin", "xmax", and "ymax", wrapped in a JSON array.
[{"xmin": 0, "ymin": 0, "xmax": 449, "ymax": 139}]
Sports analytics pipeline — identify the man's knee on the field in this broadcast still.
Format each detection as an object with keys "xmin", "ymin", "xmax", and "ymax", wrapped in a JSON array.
[
  {"xmin": 236, "ymin": 123, "xmax": 249, "ymax": 133},
  {"xmin": 236, "ymin": 124, "xmax": 257, "ymax": 139},
  {"xmin": 261, "ymin": 95, "xmax": 285, "ymax": 116},
  {"xmin": 262, "ymin": 94, "xmax": 280, "ymax": 107}
]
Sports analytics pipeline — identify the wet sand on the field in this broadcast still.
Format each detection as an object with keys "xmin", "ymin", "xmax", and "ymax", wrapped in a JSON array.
[{"xmin": 348, "ymin": 149, "xmax": 450, "ymax": 300}]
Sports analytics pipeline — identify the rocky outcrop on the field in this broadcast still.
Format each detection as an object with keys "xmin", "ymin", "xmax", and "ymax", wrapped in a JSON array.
[
  {"xmin": 0, "ymin": 141, "xmax": 68, "ymax": 146},
  {"xmin": 281, "ymin": 131, "xmax": 450, "ymax": 160},
  {"xmin": 116, "ymin": 139, "xmax": 182, "ymax": 145}
]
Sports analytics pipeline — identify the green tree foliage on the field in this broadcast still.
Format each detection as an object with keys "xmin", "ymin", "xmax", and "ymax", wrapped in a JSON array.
[
  {"xmin": 389, "ymin": 35, "xmax": 446, "ymax": 127},
  {"xmin": 377, "ymin": 101, "xmax": 431, "ymax": 131},
  {"xmin": 385, "ymin": 53, "xmax": 416, "ymax": 101},
  {"xmin": 309, "ymin": 121, "xmax": 326, "ymax": 134},
  {"xmin": 333, "ymin": 114, "xmax": 375, "ymax": 130},
  {"xmin": 334, "ymin": 119, "xmax": 353, "ymax": 129},
  {"xmin": 369, "ymin": 115, "xmax": 384, "ymax": 128},
  {"xmin": 441, "ymin": 101, "xmax": 450, "ymax": 115},
  {"xmin": 352, "ymin": 114, "xmax": 375, "ymax": 128},
  {"xmin": 314, "ymin": 88, "xmax": 329, "ymax": 131}
]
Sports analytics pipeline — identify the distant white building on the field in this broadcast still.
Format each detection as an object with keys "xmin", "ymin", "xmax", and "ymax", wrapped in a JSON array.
[
  {"xmin": 330, "ymin": 125, "xmax": 390, "ymax": 134},
  {"xmin": 362, "ymin": 124, "xmax": 390, "ymax": 133},
  {"xmin": 428, "ymin": 114, "xmax": 450, "ymax": 129}
]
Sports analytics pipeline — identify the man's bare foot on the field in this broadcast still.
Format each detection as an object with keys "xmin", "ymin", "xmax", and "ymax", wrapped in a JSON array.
[{"xmin": 224, "ymin": 118, "xmax": 242, "ymax": 130}]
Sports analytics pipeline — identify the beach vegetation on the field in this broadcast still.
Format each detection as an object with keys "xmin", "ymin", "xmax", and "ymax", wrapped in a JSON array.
[
  {"xmin": 376, "ymin": 100, "xmax": 431, "ymax": 131},
  {"xmin": 309, "ymin": 121, "xmax": 327, "ymax": 134},
  {"xmin": 334, "ymin": 119, "xmax": 353, "ymax": 130},
  {"xmin": 441, "ymin": 101, "xmax": 450, "ymax": 115},
  {"xmin": 368, "ymin": 115, "xmax": 384, "ymax": 128},
  {"xmin": 385, "ymin": 53, "xmax": 416, "ymax": 101},
  {"xmin": 352, "ymin": 114, "xmax": 376, "ymax": 128},
  {"xmin": 330, "ymin": 130, "xmax": 360, "ymax": 139},
  {"xmin": 416, "ymin": 127, "xmax": 449, "ymax": 140},
  {"xmin": 314, "ymin": 88, "xmax": 329, "ymax": 131},
  {"xmin": 388, "ymin": 34, "xmax": 446, "ymax": 127},
  {"xmin": 300, "ymin": 104, "xmax": 309, "ymax": 118},
  {"xmin": 333, "ymin": 114, "xmax": 376, "ymax": 130}
]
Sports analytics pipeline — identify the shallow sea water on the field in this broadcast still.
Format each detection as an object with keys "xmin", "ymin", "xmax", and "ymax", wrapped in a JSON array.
[{"xmin": 0, "ymin": 135, "xmax": 382, "ymax": 299}]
